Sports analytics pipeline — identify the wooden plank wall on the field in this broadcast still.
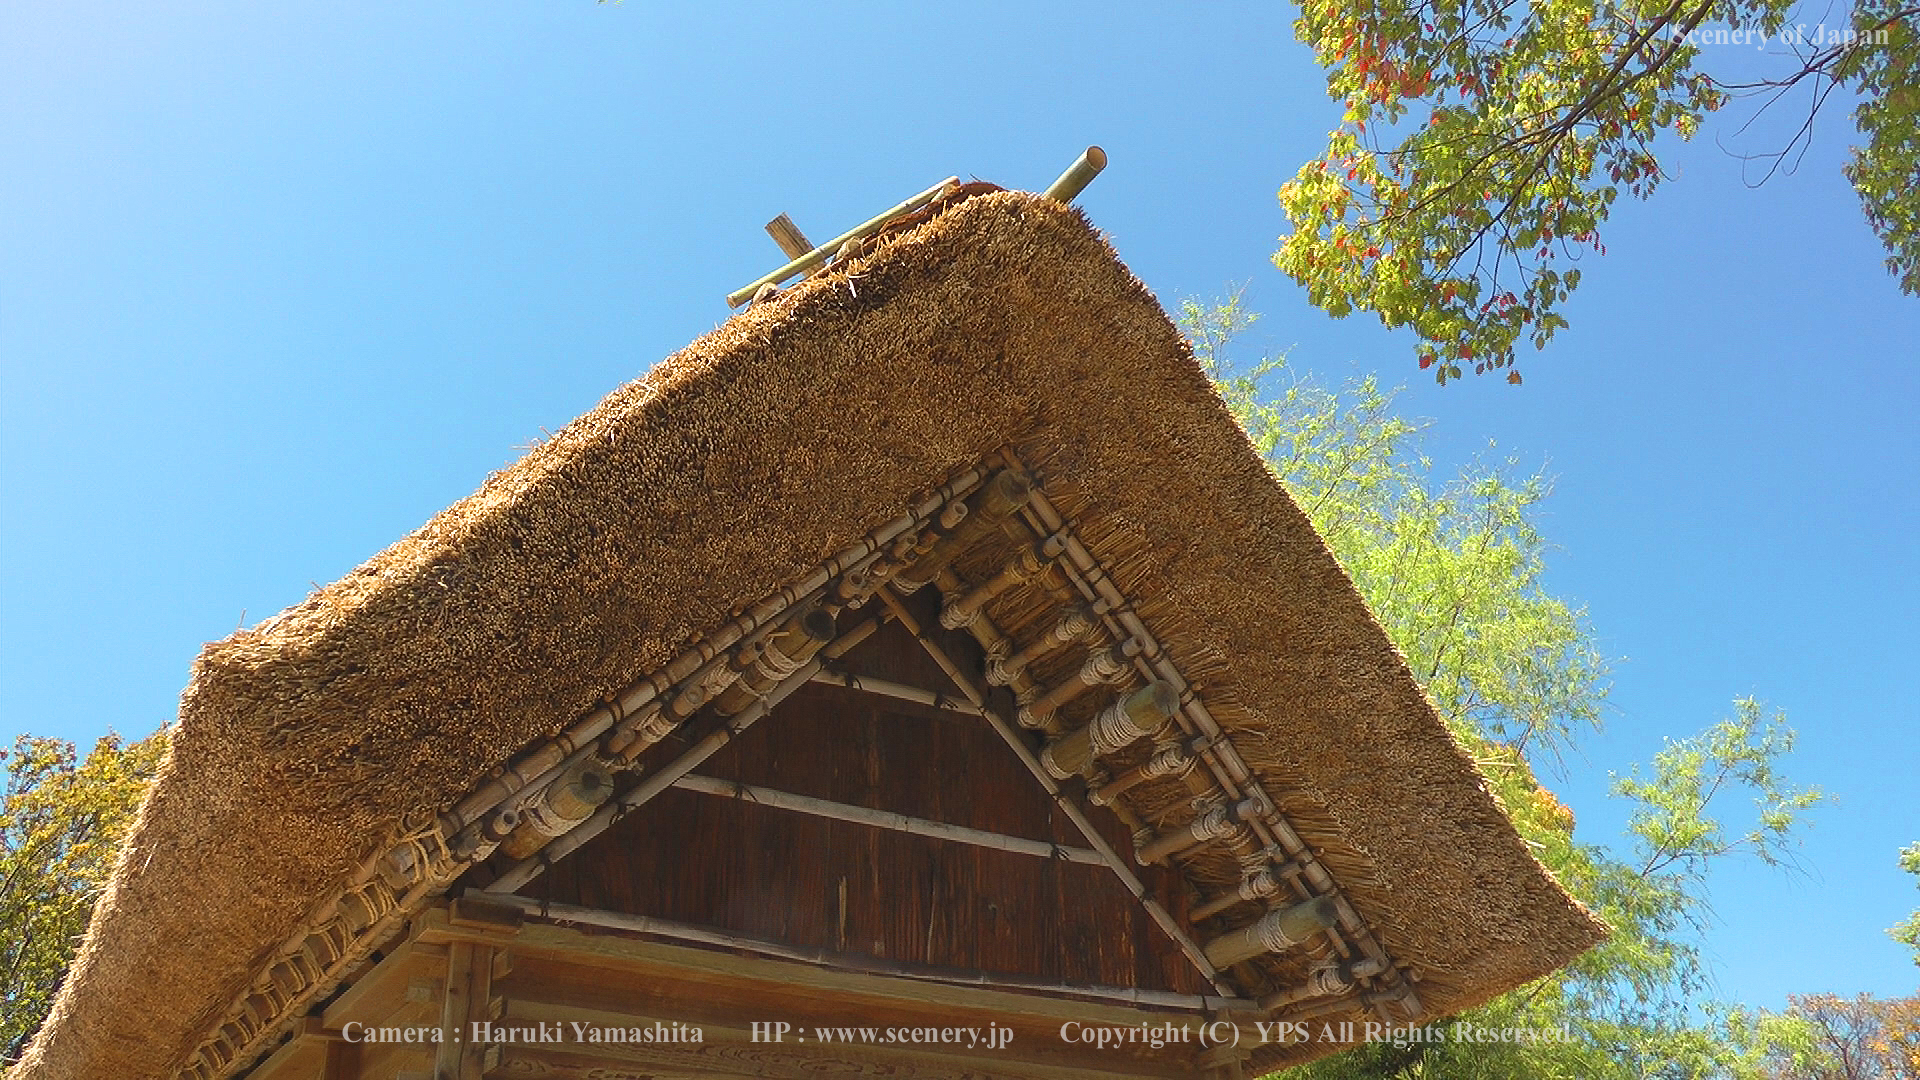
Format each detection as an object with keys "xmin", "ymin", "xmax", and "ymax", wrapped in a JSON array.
[{"xmin": 535, "ymin": 620, "xmax": 1201, "ymax": 995}]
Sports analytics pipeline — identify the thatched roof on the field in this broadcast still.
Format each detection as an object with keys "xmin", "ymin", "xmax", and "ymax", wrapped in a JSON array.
[{"xmin": 16, "ymin": 191, "xmax": 1604, "ymax": 1080}]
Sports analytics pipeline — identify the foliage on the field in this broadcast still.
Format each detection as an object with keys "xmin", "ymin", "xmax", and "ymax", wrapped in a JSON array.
[
  {"xmin": 1272, "ymin": 0, "xmax": 1920, "ymax": 380},
  {"xmin": 1183, "ymin": 297, "xmax": 1824, "ymax": 1079},
  {"xmin": 1893, "ymin": 843, "xmax": 1920, "ymax": 964},
  {"xmin": 0, "ymin": 732, "xmax": 168, "ymax": 1064},
  {"xmin": 1758, "ymin": 993, "xmax": 1920, "ymax": 1079}
]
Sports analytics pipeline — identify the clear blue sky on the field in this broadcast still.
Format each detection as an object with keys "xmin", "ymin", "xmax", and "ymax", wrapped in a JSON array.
[{"xmin": 3, "ymin": 3, "xmax": 1914, "ymax": 1009}]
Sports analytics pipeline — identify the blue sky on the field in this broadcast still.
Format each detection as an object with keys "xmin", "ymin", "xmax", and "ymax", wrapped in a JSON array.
[{"xmin": 3, "ymin": 3, "xmax": 1914, "ymax": 1009}]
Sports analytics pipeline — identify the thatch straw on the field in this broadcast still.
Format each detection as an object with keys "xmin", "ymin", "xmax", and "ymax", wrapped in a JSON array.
[{"xmin": 15, "ymin": 191, "xmax": 1603, "ymax": 1080}]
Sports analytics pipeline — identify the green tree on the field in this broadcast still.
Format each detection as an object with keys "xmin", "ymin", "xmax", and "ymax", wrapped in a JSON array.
[
  {"xmin": 1892, "ymin": 843, "xmax": 1920, "ymax": 965},
  {"xmin": 1759, "ymin": 993, "xmax": 1920, "ymax": 1079},
  {"xmin": 0, "ymin": 732, "xmax": 168, "ymax": 1064},
  {"xmin": 1184, "ymin": 296, "xmax": 1823, "ymax": 1078},
  {"xmin": 1272, "ymin": 0, "xmax": 1918, "ymax": 381}
]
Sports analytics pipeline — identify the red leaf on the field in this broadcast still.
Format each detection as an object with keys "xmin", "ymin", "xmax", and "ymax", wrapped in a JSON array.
[{"xmin": 1507, "ymin": 371, "xmax": 1524, "ymax": 385}]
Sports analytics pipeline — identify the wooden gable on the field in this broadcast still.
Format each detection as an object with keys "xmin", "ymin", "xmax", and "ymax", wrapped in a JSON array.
[{"xmin": 21, "ymin": 192, "xmax": 1604, "ymax": 1080}]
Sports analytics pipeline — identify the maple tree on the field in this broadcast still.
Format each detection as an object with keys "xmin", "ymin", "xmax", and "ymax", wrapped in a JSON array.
[
  {"xmin": 1274, "ymin": 0, "xmax": 1920, "ymax": 381},
  {"xmin": 1761, "ymin": 993, "xmax": 1920, "ymax": 1079}
]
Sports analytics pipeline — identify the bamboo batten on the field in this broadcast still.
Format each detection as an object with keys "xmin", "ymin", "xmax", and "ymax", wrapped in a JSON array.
[
  {"xmin": 1257, "ymin": 957, "xmax": 1386, "ymax": 1011},
  {"xmin": 807, "ymin": 670, "xmax": 981, "ymax": 716},
  {"xmin": 671, "ymin": 774, "xmax": 1106, "ymax": 866},
  {"xmin": 711, "ymin": 603, "xmax": 838, "ymax": 716},
  {"xmin": 938, "ymin": 536, "xmax": 1063, "ymax": 630},
  {"xmin": 986, "ymin": 602, "xmax": 1104, "ymax": 686},
  {"xmin": 1015, "ymin": 640, "xmax": 1142, "ymax": 731},
  {"xmin": 1203, "ymin": 897, "xmax": 1341, "ymax": 970},
  {"xmin": 1038, "ymin": 680, "xmax": 1177, "ymax": 779},
  {"xmin": 1134, "ymin": 796, "xmax": 1269, "ymax": 866},
  {"xmin": 498, "ymin": 759, "xmax": 617, "ymax": 859},
  {"xmin": 892, "ymin": 469, "xmax": 1033, "ymax": 592},
  {"xmin": 1089, "ymin": 738, "xmax": 1206, "ymax": 806},
  {"xmin": 1190, "ymin": 861, "xmax": 1304, "ymax": 922},
  {"xmin": 600, "ymin": 702, "xmax": 675, "ymax": 763},
  {"xmin": 726, "ymin": 176, "xmax": 961, "ymax": 308}
]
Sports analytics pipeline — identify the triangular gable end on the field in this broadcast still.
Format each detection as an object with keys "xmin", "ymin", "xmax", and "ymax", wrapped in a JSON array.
[{"xmin": 15, "ymin": 192, "xmax": 1606, "ymax": 1080}]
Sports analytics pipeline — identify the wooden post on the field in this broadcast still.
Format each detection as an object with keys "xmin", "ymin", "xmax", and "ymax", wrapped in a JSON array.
[
  {"xmin": 434, "ymin": 941, "xmax": 494, "ymax": 1080},
  {"xmin": 321, "ymin": 1035, "xmax": 360, "ymax": 1080},
  {"xmin": 764, "ymin": 213, "xmax": 813, "ymax": 259}
]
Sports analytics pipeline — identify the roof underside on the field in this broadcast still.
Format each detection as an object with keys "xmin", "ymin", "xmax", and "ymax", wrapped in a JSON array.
[{"xmin": 17, "ymin": 191, "xmax": 1604, "ymax": 1080}]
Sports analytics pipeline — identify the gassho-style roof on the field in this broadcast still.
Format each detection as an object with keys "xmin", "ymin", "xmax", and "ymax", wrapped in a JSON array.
[{"xmin": 17, "ymin": 189, "xmax": 1606, "ymax": 1080}]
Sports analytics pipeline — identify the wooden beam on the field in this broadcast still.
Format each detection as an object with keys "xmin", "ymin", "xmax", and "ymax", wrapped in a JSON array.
[
  {"xmin": 433, "ymin": 941, "xmax": 494, "ymax": 1080},
  {"xmin": 874, "ymin": 586, "xmax": 1236, "ymax": 998},
  {"xmin": 672, "ymin": 772, "xmax": 1105, "ymax": 864},
  {"xmin": 471, "ymin": 894, "xmax": 1254, "ymax": 1014},
  {"xmin": 1202, "ymin": 897, "xmax": 1339, "ymax": 969},
  {"xmin": 240, "ymin": 1029, "xmax": 325, "ymax": 1080},
  {"xmin": 1134, "ymin": 795, "xmax": 1266, "ymax": 865},
  {"xmin": 320, "ymin": 938, "xmax": 448, "ymax": 1029},
  {"xmin": 807, "ymin": 669, "xmax": 981, "ymax": 716}
]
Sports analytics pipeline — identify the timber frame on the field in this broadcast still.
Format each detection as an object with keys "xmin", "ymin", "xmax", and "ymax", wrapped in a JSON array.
[
  {"xmin": 192, "ymin": 455, "xmax": 1418, "ymax": 1080},
  {"xmin": 26, "ymin": 189, "xmax": 1605, "ymax": 1080}
]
